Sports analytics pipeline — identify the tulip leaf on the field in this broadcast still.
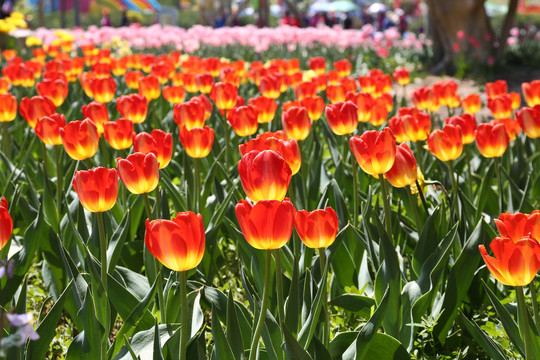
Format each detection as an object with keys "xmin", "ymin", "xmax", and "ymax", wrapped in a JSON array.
[
  {"xmin": 282, "ymin": 324, "xmax": 313, "ymax": 360},
  {"xmin": 457, "ymin": 310, "xmax": 507, "ymax": 360},
  {"xmin": 106, "ymin": 209, "xmax": 131, "ymax": 273},
  {"xmin": 112, "ymin": 324, "xmax": 180, "ymax": 360},
  {"xmin": 226, "ymin": 291, "xmax": 245, "ymax": 360},
  {"xmin": 211, "ymin": 305, "xmax": 237, "ymax": 360},
  {"xmin": 42, "ymin": 166, "xmax": 59, "ymax": 233},
  {"xmin": 330, "ymin": 294, "xmax": 375, "ymax": 319},
  {"xmin": 153, "ymin": 318, "xmax": 165, "ymax": 360}
]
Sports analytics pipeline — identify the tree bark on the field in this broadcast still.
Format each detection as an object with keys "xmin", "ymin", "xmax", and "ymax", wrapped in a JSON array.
[
  {"xmin": 258, "ymin": 0, "xmax": 269, "ymax": 27},
  {"xmin": 496, "ymin": 0, "xmax": 519, "ymax": 60}
]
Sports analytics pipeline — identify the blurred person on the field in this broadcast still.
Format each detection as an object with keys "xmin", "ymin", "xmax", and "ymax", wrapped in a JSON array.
[
  {"xmin": 101, "ymin": 8, "xmax": 111, "ymax": 27},
  {"xmin": 121, "ymin": 9, "xmax": 129, "ymax": 27}
]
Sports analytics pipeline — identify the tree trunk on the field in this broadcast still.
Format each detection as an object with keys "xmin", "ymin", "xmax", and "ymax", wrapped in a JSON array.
[
  {"xmin": 426, "ymin": 0, "xmax": 494, "ymax": 74},
  {"xmin": 258, "ymin": 0, "xmax": 269, "ymax": 27}
]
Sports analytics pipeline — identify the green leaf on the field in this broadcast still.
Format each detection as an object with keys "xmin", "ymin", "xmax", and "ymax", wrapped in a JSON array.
[
  {"xmin": 330, "ymin": 294, "xmax": 375, "ymax": 319},
  {"xmin": 355, "ymin": 287, "xmax": 391, "ymax": 359},
  {"xmin": 282, "ymin": 324, "xmax": 313, "ymax": 360},
  {"xmin": 298, "ymin": 260, "xmax": 328, "ymax": 349},
  {"xmin": 457, "ymin": 310, "xmax": 507, "ymax": 360},
  {"xmin": 113, "ymin": 324, "xmax": 180, "ymax": 360},
  {"xmin": 211, "ymin": 305, "xmax": 237, "ymax": 360},
  {"xmin": 107, "ymin": 209, "xmax": 132, "ymax": 273},
  {"xmin": 153, "ymin": 318, "xmax": 165, "ymax": 360},
  {"xmin": 226, "ymin": 291, "xmax": 245, "ymax": 360}
]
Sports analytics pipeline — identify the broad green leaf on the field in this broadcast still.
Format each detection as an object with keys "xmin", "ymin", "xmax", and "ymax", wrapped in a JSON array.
[{"xmin": 457, "ymin": 310, "xmax": 507, "ymax": 360}]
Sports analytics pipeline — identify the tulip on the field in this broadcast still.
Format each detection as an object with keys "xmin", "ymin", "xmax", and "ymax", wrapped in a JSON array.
[
  {"xmin": 412, "ymin": 87, "xmax": 439, "ymax": 112},
  {"xmin": 350, "ymin": 128, "xmax": 396, "ymax": 176},
  {"xmin": 392, "ymin": 67, "xmax": 410, "ymax": 86},
  {"xmin": 325, "ymin": 101, "xmax": 358, "ymax": 136},
  {"xmin": 151, "ymin": 61, "xmax": 174, "ymax": 84},
  {"xmin": 89, "ymin": 75, "xmax": 116, "ymax": 103},
  {"xmin": 491, "ymin": 118, "xmax": 521, "ymax": 141},
  {"xmin": 517, "ymin": 106, "xmax": 540, "ymax": 139},
  {"xmin": 117, "ymin": 152, "xmax": 160, "ymax": 194},
  {"xmin": 19, "ymin": 96, "xmax": 56, "ymax": 129},
  {"xmin": 0, "ymin": 197, "xmax": 12, "ymax": 250},
  {"xmin": 238, "ymin": 150, "xmax": 292, "ymax": 202},
  {"xmin": 104, "ymin": 119, "xmax": 135, "ymax": 150},
  {"xmin": 294, "ymin": 207, "xmax": 339, "ymax": 249},
  {"xmin": 82, "ymin": 101, "xmax": 109, "ymax": 134},
  {"xmin": 384, "ymin": 143, "xmax": 417, "ymax": 188},
  {"xmin": 313, "ymin": 73, "xmax": 328, "ymax": 91},
  {"xmin": 301, "ymin": 96, "xmax": 325, "ymax": 121},
  {"xmin": 427, "ymin": 124, "xmax": 463, "ymax": 162},
  {"xmin": 0, "ymin": 94, "xmax": 17, "ymax": 122},
  {"xmin": 248, "ymin": 96, "xmax": 278, "ymax": 124},
  {"xmin": 227, "ymin": 105, "xmax": 258, "ymax": 137},
  {"xmin": 479, "ymin": 236, "xmax": 540, "ymax": 286},
  {"xmin": 402, "ymin": 112, "xmax": 431, "ymax": 142},
  {"xmin": 259, "ymin": 75, "xmax": 281, "ymax": 99},
  {"xmin": 522, "ymin": 80, "xmax": 540, "ymax": 107},
  {"xmin": 35, "ymin": 113, "xmax": 66, "ymax": 146},
  {"xmin": 445, "ymin": 114, "xmax": 477, "ymax": 144},
  {"xmin": 309, "ymin": 56, "xmax": 326, "ymax": 74},
  {"xmin": 287, "ymin": 72, "xmax": 303, "ymax": 89},
  {"xmin": 369, "ymin": 97, "xmax": 389, "ymax": 126},
  {"xmin": 239, "ymin": 133, "xmax": 301, "ymax": 175},
  {"xmin": 510, "ymin": 92, "xmax": 521, "ymax": 110},
  {"xmin": 59, "ymin": 119, "xmax": 99, "ymax": 160},
  {"xmin": 283, "ymin": 100, "xmax": 301, "ymax": 112},
  {"xmin": 495, "ymin": 212, "xmax": 540, "ymax": 243},
  {"xmin": 139, "ymin": 75, "xmax": 161, "ymax": 100},
  {"xmin": 485, "ymin": 80, "xmax": 508, "ymax": 99},
  {"xmin": 125, "ymin": 70, "xmax": 143, "ymax": 90},
  {"xmin": 162, "ymin": 85, "xmax": 186, "ymax": 104},
  {"xmin": 333, "ymin": 59, "xmax": 352, "ymax": 77},
  {"xmin": 475, "ymin": 122, "xmax": 509, "ymax": 158},
  {"xmin": 388, "ymin": 116, "xmax": 408, "ymax": 143},
  {"xmin": 235, "ymin": 199, "xmax": 296, "ymax": 250},
  {"xmin": 461, "ymin": 94, "xmax": 481, "ymax": 114},
  {"xmin": 117, "ymin": 94, "xmax": 148, "ymax": 124},
  {"xmin": 295, "ymin": 81, "xmax": 317, "ymax": 101},
  {"xmin": 173, "ymin": 100, "xmax": 206, "ymax": 130},
  {"xmin": 210, "ymin": 82, "xmax": 238, "ymax": 110},
  {"xmin": 36, "ymin": 78, "xmax": 68, "ymax": 107},
  {"xmin": 72, "ymin": 168, "xmax": 118, "ymax": 212},
  {"xmin": 326, "ymin": 84, "xmax": 347, "ymax": 103},
  {"xmin": 179, "ymin": 125, "xmax": 214, "ymax": 158},
  {"xmin": 203, "ymin": 57, "xmax": 221, "ymax": 77},
  {"xmin": 193, "ymin": 94, "xmax": 213, "ymax": 121},
  {"xmin": 488, "ymin": 94, "xmax": 512, "ymax": 119},
  {"xmin": 196, "ymin": 72, "xmax": 214, "ymax": 94},
  {"xmin": 347, "ymin": 92, "xmax": 374, "ymax": 123},
  {"xmin": 111, "ymin": 58, "xmax": 127, "ymax": 76},
  {"xmin": 282, "ymin": 106, "xmax": 311, "ymax": 141},
  {"xmin": 182, "ymin": 72, "xmax": 199, "ymax": 93},
  {"xmin": 0, "ymin": 77, "xmax": 10, "ymax": 94},
  {"xmin": 133, "ymin": 129, "xmax": 173, "ymax": 169},
  {"xmin": 433, "ymin": 80, "xmax": 459, "ymax": 107}
]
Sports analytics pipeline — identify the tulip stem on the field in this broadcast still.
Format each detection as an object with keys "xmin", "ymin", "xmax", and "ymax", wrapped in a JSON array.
[
  {"xmin": 41, "ymin": 142, "xmax": 50, "ymax": 178},
  {"xmin": 273, "ymin": 249, "xmax": 285, "ymax": 342},
  {"xmin": 179, "ymin": 270, "xmax": 188, "ymax": 360},
  {"xmin": 54, "ymin": 146, "xmax": 63, "ymax": 219},
  {"xmin": 378, "ymin": 175, "xmax": 393, "ymax": 242},
  {"xmin": 493, "ymin": 157, "xmax": 504, "ymax": 213},
  {"xmin": 224, "ymin": 110, "xmax": 230, "ymax": 170},
  {"xmin": 249, "ymin": 250, "xmax": 272, "ymax": 360},
  {"xmin": 415, "ymin": 179, "xmax": 429, "ymax": 214},
  {"xmin": 193, "ymin": 158, "xmax": 201, "ymax": 213},
  {"xmin": 318, "ymin": 248, "xmax": 330, "ymax": 348},
  {"xmin": 407, "ymin": 186, "xmax": 422, "ymax": 234},
  {"xmin": 1, "ymin": 122, "xmax": 10, "ymax": 159},
  {"xmin": 352, "ymin": 153, "xmax": 359, "ymax": 227},
  {"xmin": 516, "ymin": 286, "xmax": 533, "ymax": 360},
  {"xmin": 530, "ymin": 283, "xmax": 540, "ymax": 332},
  {"xmin": 96, "ymin": 211, "xmax": 108, "ymax": 294},
  {"xmin": 143, "ymin": 193, "xmax": 167, "ymax": 325},
  {"xmin": 447, "ymin": 161, "xmax": 459, "ymax": 220}
]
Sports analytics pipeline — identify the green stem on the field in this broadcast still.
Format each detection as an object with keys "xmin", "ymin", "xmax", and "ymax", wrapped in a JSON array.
[
  {"xmin": 273, "ymin": 250, "xmax": 286, "ymax": 343},
  {"xmin": 318, "ymin": 248, "xmax": 330, "ymax": 348},
  {"xmin": 530, "ymin": 283, "xmax": 539, "ymax": 332},
  {"xmin": 54, "ymin": 146, "xmax": 63, "ymax": 219},
  {"xmin": 41, "ymin": 141, "xmax": 50, "ymax": 178},
  {"xmin": 143, "ymin": 193, "xmax": 167, "ymax": 324},
  {"xmin": 493, "ymin": 157, "xmax": 504, "ymax": 213},
  {"xmin": 407, "ymin": 186, "xmax": 422, "ymax": 234},
  {"xmin": 378, "ymin": 174, "xmax": 393, "ymax": 242},
  {"xmin": 517, "ymin": 286, "xmax": 533, "ymax": 360},
  {"xmin": 415, "ymin": 179, "xmax": 429, "ymax": 214},
  {"xmin": 249, "ymin": 250, "xmax": 272, "ymax": 360},
  {"xmin": 465, "ymin": 148, "xmax": 473, "ymax": 198},
  {"xmin": 96, "ymin": 212, "xmax": 108, "ymax": 293},
  {"xmin": 447, "ymin": 161, "xmax": 459, "ymax": 220},
  {"xmin": 179, "ymin": 271, "xmax": 188, "ymax": 360},
  {"xmin": 1, "ymin": 122, "xmax": 11, "ymax": 159},
  {"xmin": 193, "ymin": 157, "xmax": 201, "ymax": 213},
  {"xmin": 224, "ymin": 109, "xmax": 230, "ymax": 170},
  {"xmin": 352, "ymin": 154, "xmax": 358, "ymax": 227}
]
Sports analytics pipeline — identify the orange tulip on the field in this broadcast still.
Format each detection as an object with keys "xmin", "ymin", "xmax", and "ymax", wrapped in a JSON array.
[
  {"xmin": 340, "ymin": 78, "xmax": 358, "ymax": 94},
  {"xmin": 475, "ymin": 122, "xmax": 509, "ymax": 158},
  {"xmin": 82, "ymin": 101, "xmax": 109, "ymax": 134},
  {"xmin": 325, "ymin": 101, "xmax": 358, "ymax": 136},
  {"xmin": 92, "ymin": 62, "xmax": 112, "ymax": 78},
  {"xmin": 35, "ymin": 113, "xmax": 66, "ymax": 146},
  {"xmin": 238, "ymin": 150, "xmax": 292, "ymax": 202},
  {"xmin": 182, "ymin": 72, "xmax": 199, "ymax": 93},
  {"xmin": 196, "ymin": 72, "xmax": 214, "ymax": 94},
  {"xmin": 259, "ymin": 75, "xmax": 281, "ymax": 99},
  {"xmin": 313, "ymin": 74, "xmax": 328, "ymax": 91},
  {"xmin": 133, "ymin": 129, "xmax": 173, "ymax": 169},
  {"xmin": 479, "ymin": 236, "xmax": 540, "ymax": 286},
  {"xmin": 219, "ymin": 66, "xmax": 240, "ymax": 87},
  {"xmin": 111, "ymin": 58, "xmax": 127, "ymax": 76},
  {"xmin": 125, "ymin": 70, "xmax": 143, "ymax": 90},
  {"xmin": 522, "ymin": 80, "xmax": 540, "ymax": 107},
  {"xmin": 488, "ymin": 94, "xmax": 512, "ymax": 119},
  {"xmin": 294, "ymin": 207, "xmax": 339, "ymax": 249},
  {"xmin": 36, "ymin": 78, "xmax": 68, "ymax": 107},
  {"xmin": 210, "ymin": 82, "xmax": 238, "ymax": 110},
  {"xmin": 104, "ymin": 119, "xmax": 135, "ymax": 150},
  {"xmin": 485, "ymin": 80, "xmax": 508, "ymax": 99},
  {"xmin": 145, "ymin": 211, "xmax": 205, "ymax": 272},
  {"xmin": 0, "ymin": 77, "xmax": 10, "ymax": 94},
  {"xmin": 138, "ymin": 75, "xmax": 161, "ymax": 100},
  {"xmin": 326, "ymin": 84, "xmax": 347, "ymax": 103},
  {"xmin": 333, "ymin": 59, "xmax": 352, "ymax": 77},
  {"xmin": 517, "ymin": 106, "xmax": 540, "ymax": 139},
  {"xmin": 369, "ymin": 97, "xmax": 389, "ymax": 126},
  {"xmin": 402, "ymin": 112, "xmax": 431, "ymax": 142},
  {"xmin": 412, "ymin": 87, "xmax": 439, "ymax": 112},
  {"xmin": 392, "ymin": 67, "xmax": 410, "ymax": 86},
  {"xmin": 0, "ymin": 197, "xmax": 13, "ymax": 250},
  {"xmin": 162, "ymin": 85, "xmax": 186, "ymax": 104},
  {"xmin": 179, "ymin": 125, "xmax": 214, "ymax": 158},
  {"xmin": 203, "ymin": 57, "xmax": 221, "ymax": 77},
  {"xmin": 346, "ymin": 92, "xmax": 374, "ymax": 123},
  {"xmin": 388, "ymin": 116, "xmax": 408, "ymax": 143},
  {"xmin": 73, "ymin": 168, "xmax": 118, "ymax": 212},
  {"xmin": 385, "ymin": 143, "xmax": 417, "ymax": 188},
  {"xmin": 59, "ymin": 119, "xmax": 99, "ymax": 160},
  {"xmin": 433, "ymin": 80, "xmax": 459, "ymax": 107},
  {"xmin": 89, "ymin": 75, "xmax": 116, "ymax": 103},
  {"xmin": 509, "ymin": 92, "xmax": 521, "ymax": 110},
  {"xmin": 193, "ymin": 94, "xmax": 213, "ymax": 121},
  {"xmin": 282, "ymin": 106, "xmax": 311, "ymax": 141},
  {"xmin": 445, "ymin": 114, "xmax": 477, "ymax": 144},
  {"xmin": 300, "ymin": 96, "xmax": 325, "ymax": 121},
  {"xmin": 117, "ymin": 152, "xmax": 160, "ymax": 194},
  {"xmin": 495, "ymin": 212, "xmax": 540, "ymax": 243},
  {"xmin": 491, "ymin": 118, "xmax": 521, "ymax": 140},
  {"xmin": 173, "ymin": 100, "xmax": 206, "ymax": 130},
  {"xmin": 235, "ymin": 199, "xmax": 296, "ymax": 250},
  {"xmin": 239, "ymin": 132, "xmax": 301, "ymax": 175},
  {"xmin": 248, "ymin": 96, "xmax": 278, "ymax": 124},
  {"xmin": 350, "ymin": 128, "xmax": 396, "ymax": 176},
  {"xmin": 79, "ymin": 72, "xmax": 96, "ymax": 97},
  {"xmin": 295, "ymin": 81, "xmax": 317, "ymax": 101},
  {"xmin": 461, "ymin": 94, "xmax": 481, "ymax": 114},
  {"xmin": 19, "ymin": 96, "xmax": 56, "ymax": 129},
  {"xmin": 151, "ymin": 61, "xmax": 174, "ymax": 84},
  {"xmin": 0, "ymin": 94, "xmax": 17, "ymax": 122},
  {"xmin": 227, "ymin": 105, "xmax": 258, "ymax": 137},
  {"xmin": 117, "ymin": 94, "xmax": 148, "ymax": 124},
  {"xmin": 283, "ymin": 100, "xmax": 301, "ymax": 112},
  {"xmin": 427, "ymin": 124, "xmax": 463, "ymax": 162},
  {"xmin": 309, "ymin": 57, "xmax": 326, "ymax": 75},
  {"xmin": 287, "ymin": 72, "xmax": 303, "ymax": 89}
]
